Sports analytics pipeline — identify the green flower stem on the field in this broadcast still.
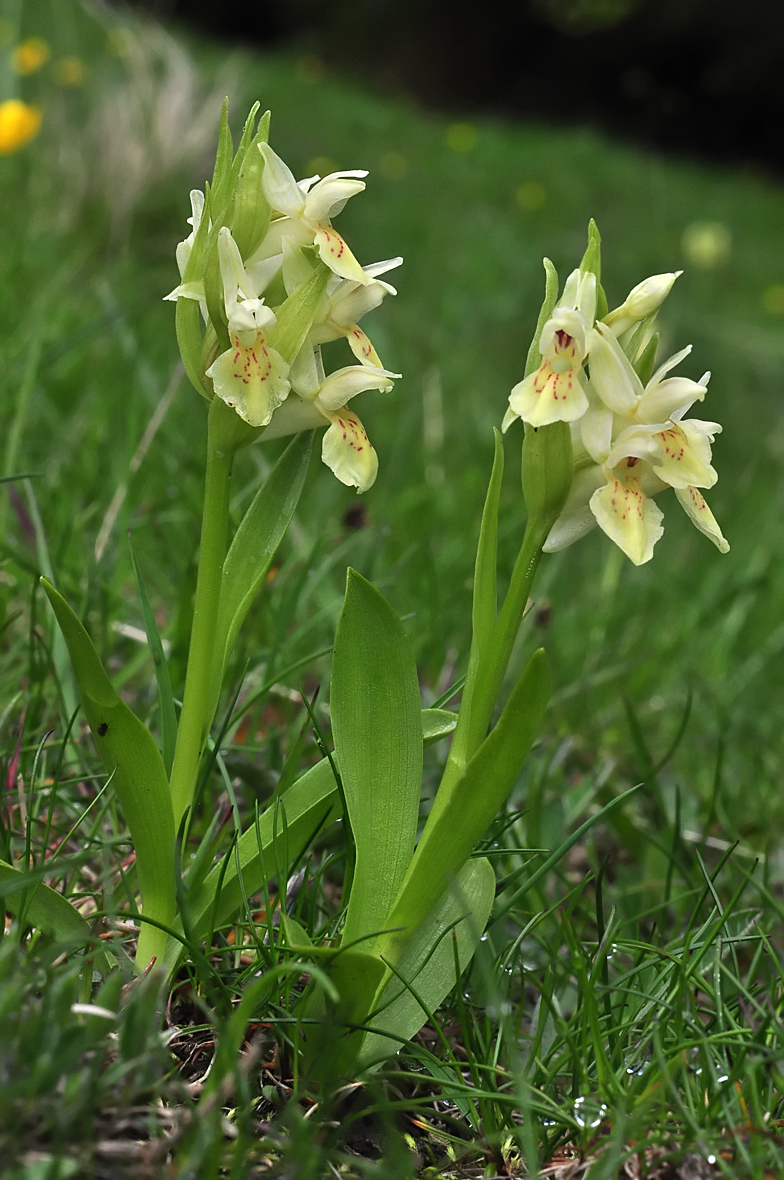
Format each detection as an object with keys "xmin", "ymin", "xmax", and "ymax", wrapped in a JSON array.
[
  {"xmin": 434, "ymin": 518, "xmax": 547, "ymax": 808},
  {"xmin": 169, "ymin": 397, "xmax": 237, "ymax": 828}
]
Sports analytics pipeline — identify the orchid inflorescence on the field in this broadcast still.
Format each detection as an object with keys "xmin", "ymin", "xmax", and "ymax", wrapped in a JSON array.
[
  {"xmin": 166, "ymin": 104, "xmax": 401, "ymax": 493},
  {"xmin": 504, "ymin": 229, "xmax": 729, "ymax": 566}
]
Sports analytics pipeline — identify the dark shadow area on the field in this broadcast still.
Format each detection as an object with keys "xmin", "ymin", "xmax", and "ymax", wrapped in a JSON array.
[{"xmin": 122, "ymin": 0, "xmax": 784, "ymax": 174}]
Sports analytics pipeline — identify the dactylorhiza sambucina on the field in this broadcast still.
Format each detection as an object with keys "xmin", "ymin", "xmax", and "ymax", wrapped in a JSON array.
[
  {"xmin": 504, "ymin": 263, "xmax": 728, "ymax": 566},
  {"xmin": 166, "ymin": 134, "xmax": 401, "ymax": 493}
]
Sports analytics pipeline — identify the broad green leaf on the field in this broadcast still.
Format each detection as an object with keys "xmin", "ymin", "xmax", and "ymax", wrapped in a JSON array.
[
  {"xmin": 378, "ymin": 648, "xmax": 550, "ymax": 966},
  {"xmin": 359, "ymin": 856, "xmax": 495, "ymax": 1070},
  {"xmin": 207, "ymin": 431, "xmax": 313, "ymax": 730},
  {"xmin": 40, "ymin": 578, "xmax": 176, "ymax": 971},
  {"xmin": 166, "ymin": 756, "xmax": 340, "ymax": 975},
  {"xmin": 129, "ymin": 539, "xmax": 177, "ymax": 775},
  {"xmin": 0, "ymin": 859, "xmax": 113, "ymax": 974},
  {"xmin": 421, "ymin": 708, "xmax": 457, "ymax": 745},
  {"xmin": 332, "ymin": 570, "xmax": 423, "ymax": 949}
]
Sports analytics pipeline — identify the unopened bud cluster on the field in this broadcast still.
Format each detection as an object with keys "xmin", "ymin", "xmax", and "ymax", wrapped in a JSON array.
[
  {"xmin": 504, "ymin": 223, "xmax": 728, "ymax": 566},
  {"xmin": 166, "ymin": 103, "xmax": 402, "ymax": 492}
]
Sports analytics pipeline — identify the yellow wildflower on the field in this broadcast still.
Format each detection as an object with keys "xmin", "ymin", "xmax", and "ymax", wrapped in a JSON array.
[
  {"xmin": 0, "ymin": 100, "xmax": 42, "ymax": 154},
  {"xmin": 11, "ymin": 37, "xmax": 49, "ymax": 75}
]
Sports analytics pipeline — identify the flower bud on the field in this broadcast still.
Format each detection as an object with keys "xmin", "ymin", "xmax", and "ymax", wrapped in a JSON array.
[{"xmin": 604, "ymin": 271, "xmax": 682, "ymax": 336}]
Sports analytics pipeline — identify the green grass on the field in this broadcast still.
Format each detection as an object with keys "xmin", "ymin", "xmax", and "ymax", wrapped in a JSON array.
[{"xmin": 3, "ymin": 1, "xmax": 784, "ymax": 1176}]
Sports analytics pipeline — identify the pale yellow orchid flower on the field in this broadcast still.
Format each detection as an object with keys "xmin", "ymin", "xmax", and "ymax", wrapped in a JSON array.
[
  {"xmin": 204, "ymin": 228, "xmax": 290, "ymax": 428},
  {"xmin": 504, "ymin": 269, "xmax": 597, "ymax": 430},
  {"xmin": 544, "ymin": 323, "xmax": 728, "ymax": 564},
  {"xmin": 262, "ymin": 349, "xmax": 399, "ymax": 492},
  {"xmin": 258, "ymin": 143, "xmax": 371, "ymax": 285}
]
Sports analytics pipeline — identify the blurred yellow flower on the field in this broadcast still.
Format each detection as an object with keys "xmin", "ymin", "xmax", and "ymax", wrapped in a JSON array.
[
  {"xmin": 54, "ymin": 56, "xmax": 85, "ymax": 86},
  {"xmin": 11, "ymin": 36, "xmax": 49, "ymax": 76},
  {"xmin": 0, "ymin": 99, "xmax": 42, "ymax": 154},
  {"xmin": 681, "ymin": 221, "xmax": 731, "ymax": 269},
  {"xmin": 762, "ymin": 284, "xmax": 784, "ymax": 315},
  {"xmin": 446, "ymin": 122, "xmax": 477, "ymax": 153},
  {"xmin": 516, "ymin": 179, "xmax": 546, "ymax": 211}
]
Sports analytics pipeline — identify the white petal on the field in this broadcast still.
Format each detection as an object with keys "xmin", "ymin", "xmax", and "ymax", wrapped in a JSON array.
[
  {"xmin": 362, "ymin": 257, "xmax": 403, "ymax": 286},
  {"xmin": 317, "ymin": 365, "xmax": 399, "ymax": 412},
  {"xmin": 218, "ymin": 227, "xmax": 254, "ymax": 318},
  {"xmin": 289, "ymin": 342, "xmax": 322, "ymax": 400},
  {"xmin": 163, "ymin": 280, "xmax": 205, "ymax": 302},
  {"xmin": 543, "ymin": 464, "xmax": 606, "ymax": 552},
  {"xmin": 637, "ymin": 376, "xmax": 706, "ymax": 424},
  {"xmin": 304, "ymin": 175, "xmax": 366, "ymax": 223},
  {"xmin": 282, "ymin": 236, "xmax": 318, "ymax": 296},
  {"xmin": 648, "ymin": 343, "xmax": 692, "ymax": 388},
  {"xmin": 259, "ymin": 143, "xmax": 307, "ymax": 219},
  {"xmin": 260, "ymin": 392, "xmax": 329, "ymax": 441},
  {"xmin": 245, "ymin": 254, "xmax": 283, "ymax": 296},
  {"xmin": 576, "ymin": 271, "xmax": 597, "ymax": 324},
  {"xmin": 579, "ymin": 397, "xmax": 614, "ymax": 464},
  {"xmin": 588, "ymin": 323, "xmax": 643, "ymax": 414},
  {"xmin": 560, "ymin": 268, "xmax": 580, "ymax": 307}
]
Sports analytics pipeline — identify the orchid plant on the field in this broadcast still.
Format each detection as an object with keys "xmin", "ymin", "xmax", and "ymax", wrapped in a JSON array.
[{"xmin": 1, "ymin": 108, "xmax": 729, "ymax": 1089}]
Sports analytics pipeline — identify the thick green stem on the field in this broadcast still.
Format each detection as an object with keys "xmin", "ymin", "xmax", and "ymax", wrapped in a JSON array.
[
  {"xmin": 435, "ymin": 518, "xmax": 547, "ymax": 809},
  {"xmin": 169, "ymin": 398, "xmax": 236, "ymax": 827}
]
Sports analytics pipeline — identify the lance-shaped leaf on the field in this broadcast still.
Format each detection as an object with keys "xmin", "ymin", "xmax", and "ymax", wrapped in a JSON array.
[
  {"xmin": 332, "ymin": 570, "xmax": 423, "ymax": 950},
  {"xmin": 206, "ymin": 431, "xmax": 313, "ymax": 731},
  {"xmin": 40, "ymin": 578, "xmax": 176, "ymax": 971},
  {"xmin": 1, "ymin": 859, "xmax": 113, "ymax": 974},
  {"xmin": 377, "ymin": 648, "xmax": 550, "ymax": 967},
  {"xmin": 359, "ymin": 855, "xmax": 495, "ymax": 1070}
]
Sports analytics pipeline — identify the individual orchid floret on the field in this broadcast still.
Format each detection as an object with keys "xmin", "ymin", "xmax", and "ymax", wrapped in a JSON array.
[
  {"xmin": 204, "ymin": 233, "xmax": 291, "ymax": 428},
  {"xmin": 311, "ymin": 258, "xmax": 402, "ymax": 368},
  {"xmin": 603, "ymin": 271, "xmax": 682, "ymax": 337},
  {"xmin": 259, "ymin": 142, "xmax": 372, "ymax": 285},
  {"xmin": 545, "ymin": 323, "xmax": 728, "ymax": 565},
  {"xmin": 504, "ymin": 268, "xmax": 597, "ymax": 429},
  {"xmin": 262, "ymin": 352, "xmax": 399, "ymax": 492},
  {"xmin": 217, "ymin": 226, "xmax": 282, "ymax": 331}
]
